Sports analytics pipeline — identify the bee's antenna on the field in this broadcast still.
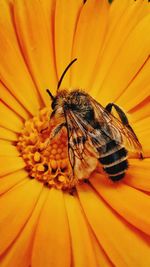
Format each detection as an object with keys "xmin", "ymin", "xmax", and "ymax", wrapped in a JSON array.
[
  {"xmin": 46, "ymin": 89, "xmax": 55, "ymax": 100},
  {"xmin": 57, "ymin": 58, "xmax": 77, "ymax": 91}
]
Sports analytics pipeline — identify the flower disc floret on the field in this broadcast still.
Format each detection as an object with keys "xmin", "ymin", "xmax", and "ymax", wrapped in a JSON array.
[{"xmin": 17, "ymin": 108, "xmax": 78, "ymax": 190}]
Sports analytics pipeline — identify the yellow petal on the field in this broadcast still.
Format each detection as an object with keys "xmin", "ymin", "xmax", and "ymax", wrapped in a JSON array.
[
  {"xmin": 106, "ymin": 0, "xmax": 131, "ymax": 41},
  {"xmin": 129, "ymin": 96, "xmax": 150, "ymax": 123},
  {"xmin": 129, "ymin": 158, "xmax": 150, "ymax": 168},
  {"xmin": 90, "ymin": 173, "xmax": 150, "ymax": 235},
  {"xmin": 134, "ymin": 117, "xmax": 150, "ymax": 133},
  {"xmin": 89, "ymin": 233, "xmax": 113, "ymax": 267},
  {"xmin": 92, "ymin": 0, "xmax": 150, "ymax": 97},
  {"xmin": 108, "ymin": 0, "xmax": 150, "ymax": 54},
  {"xmin": 64, "ymin": 193, "xmax": 97, "ymax": 267},
  {"xmin": 139, "ymin": 134, "xmax": 150, "ymax": 157},
  {"xmin": 116, "ymin": 59, "xmax": 150, "ymax": 111},
  {"xmin": 0, "ymin": 169, "xmax": 27, "ymax": 195},
  {"xmin": 0, "ymin": 127, "xmax": 17, "ymax": 141},
  {"xmin": 38, "ymin": 0, "xmax": 56, "ymax": 58},
  {"xmin": 0, "ymin": 189, "xmax": 47, "ymax": 267},
  {"xmin": 125, "ymin": 158, "xmax": 150, "ymax": 192},
  {"xmin": 32, "ymin": 189, "xmax": 71, "ymax": 267},
  {"xmin": 0, "ymin": 156, "xmax": 25, "ymax": 176},
  {"xmin": 0, "ymin": 180, "xmax": 43, "ymax": 255},
  {"xmin": 77, "ymin": 184, "xmax": 150, "ymax": 267},
  {"xmin": 39, "ymin": 0, "xmax": 56, "ymax": 29},
  {"xmin": 71, "ymin": 0, "xmax": 109, "ymax": 89},
  {"xmin": 0, "ymin": 1, "xmax": 41, "ymax": 116},
  {"xmin": 14, "ymin": 0, "xmax": 57, "ymax": 105},
  {"xmin": 0, "ymin": 82, "xmax": 29, "ymax": 120},
  {"xmin": 133, "ymin": 117, "xmax": 150, "ymax": 155},
  {"xmin": 0, "ymin": 140, "xmax": 19, "ymax": 156},
  {"xmin": 93, "ymin": 13, "xmax": 150, "ymax": 105},
  {"xmin": 54, "ymin": 0, "xmax": 82, "ymax": 88},
  {"xmin": 0, "ymin": 102, "xmax": 23, "ymax": 132}
]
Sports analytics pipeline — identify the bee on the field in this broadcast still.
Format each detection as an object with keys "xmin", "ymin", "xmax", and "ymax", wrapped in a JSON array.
[{"xmin": 46, "ymin": 59, "xmax": 143, "ymax": 182}]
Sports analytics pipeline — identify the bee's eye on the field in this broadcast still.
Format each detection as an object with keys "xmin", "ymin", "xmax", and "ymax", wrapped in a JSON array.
[{"xmin": 51, "ymin": 99, "xmax": 56, "ymax": 110}]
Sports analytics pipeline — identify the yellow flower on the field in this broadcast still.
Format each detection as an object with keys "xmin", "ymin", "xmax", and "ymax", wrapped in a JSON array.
[{"xmin": 0, "ymin": 0, "xmax": 150, "ymax": 266}]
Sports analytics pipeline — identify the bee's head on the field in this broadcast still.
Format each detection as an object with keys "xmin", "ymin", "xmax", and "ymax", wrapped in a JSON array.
[
  {"xmin": 46, "ymin": 89, "xmax": 56, "ymax": 110},
  {"xmin": 46, "ymin": 58, "xmax": 77, "ymax": 116},
  {"xmin": 66, "ymin": 90, "xmax": 91, "ymax": 111},
  {"xmin": 51, "ymin": 98, "xmax": 57, "ymax": 110},
  {"xmin": 46, "ymin": 89, "xmax": 67, "ymax": 118}
]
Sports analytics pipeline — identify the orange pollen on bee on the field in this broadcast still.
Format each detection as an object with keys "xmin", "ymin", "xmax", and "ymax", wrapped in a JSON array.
[{"xmin": 16, "ymin": 108, "xmax": 78, "ymax": 190}]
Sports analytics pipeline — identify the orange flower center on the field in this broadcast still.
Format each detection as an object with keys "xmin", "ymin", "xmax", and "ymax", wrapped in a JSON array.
[{"xmin": 17, "ymin": 108, "xmax": 79, "ymax": 191}]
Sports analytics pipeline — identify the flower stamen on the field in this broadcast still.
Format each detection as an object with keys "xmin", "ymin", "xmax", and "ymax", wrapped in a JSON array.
[{"xmin": 17, "ymin": 108, "xmax": 78, "ymax": 190}]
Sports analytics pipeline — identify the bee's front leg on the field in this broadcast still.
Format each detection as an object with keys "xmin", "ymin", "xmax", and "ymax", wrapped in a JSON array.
[
  {"xmin": 83, "ymin": 178, "xmax": 90, "ymax": 184},
  {"xmin": 69, "ymin": 187, "xmax": 76, "ymax": 196}
]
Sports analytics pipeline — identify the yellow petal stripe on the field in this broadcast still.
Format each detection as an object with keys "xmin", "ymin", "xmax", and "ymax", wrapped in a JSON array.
[
  {"xmin": 117, "ymin": 59, "xmax": 150, "ymax": 111},
  {"xmin": 64, "ymin": 193, "xmax": 98, "ymax": 267},
  {"xmin": 125, "ymin": 159, "xmax": 150, "ymax": 191},
  {"xmin": 0, "ymin": 82, "xmax": 29, "ymax": 120},
  {"xmin": 77, "ymin": 184, "xmax": 150, "ymax": 267},
  {"xmin": 14, "ymin": 0, "xmax": 57, "ymax": 105},
  {"xmin": 90, "ymin": 173, "xmax": 150, "ymax": 235},
  {"xmin": 0, "ymin": 102, "xmax": 23, "ymax": 133},
  {"xmin": 0, "ymin": 180, "xmax": 43, "ymax": 255},
  {"xmin": 130, "ymin": 97, "xmax": 150, "ymax": 123},
  {"xmin": 0, "ymin": 1, "xmax": 41, "ymax": 115},
  {"xmin": 0, "ymin": 127, "xmax": 17, "ymax": 141},
  {"xmin": 32, "ymin": 189, "xmax": 71, "ymax": 267},
  {"xmin": 71, "ymin": 0, "xmax": 109, "ymax": 90},
  {"xmin": 0, "ymin": 156, "xmax": 25, "ymax": 177},
  {"xmin": 0, "ymin": 189, "xmax": 47, "ymax": 267},
  {"xmin": 0, "ymin": 140, "xmax": 19, "ymax": 156},
  {"xmin": 54, "ymin": 0, "xmax": 82, "ymax": 88},
  {"xmin": 0, "ymin": 170, "xmax": 28, "ymax": 195},
  {"xmin": 89, "ymin": 233, "xmax": 113, "ymax": 267},
  {"xmin": 94, "ymin": 14, "xmax": 150, "ymax": 105}
]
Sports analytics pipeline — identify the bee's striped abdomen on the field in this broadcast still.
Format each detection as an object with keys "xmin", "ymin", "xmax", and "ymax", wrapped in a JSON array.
[{"xmin": 98, "ymin": 140, "xmax": 128, "ymax": 181}]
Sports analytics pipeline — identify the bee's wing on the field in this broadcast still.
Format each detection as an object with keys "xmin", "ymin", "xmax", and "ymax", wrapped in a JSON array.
[
  {"xmin": 90, "ymin": 98, "xmax": 142, "ymax": 153},
  {"xmin": 65, "ymin": 110, "xmax": 98, "ymax": 180}
]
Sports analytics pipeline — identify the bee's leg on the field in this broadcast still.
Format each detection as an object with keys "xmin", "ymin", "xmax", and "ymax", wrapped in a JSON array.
[
  {"xmin": 105, "ymin": 103, "xmax": 129, "ymax": 125},
  {"xmin": 50, "ymin": 122, "xmax": 67, "ymax": 139},
  {"xmin": 69, "ymin": 187, "xmax": 76, "ymax": 196},
  {"xmin": 105, "ymin": 103, "xmax": 144, "ymax": 159},
  {"xmin": 83, "ymin": 178, "xmax": 90, "ymax": 184},
  {"xmin": 40, "ymin": 126, "xmax": 49, "ymax": 133},
  {"xmin": 139, "ymin": 152, "xmax": 144, "ymax": 160}
]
